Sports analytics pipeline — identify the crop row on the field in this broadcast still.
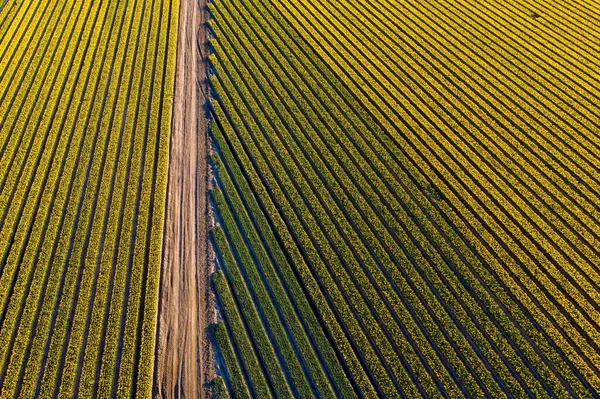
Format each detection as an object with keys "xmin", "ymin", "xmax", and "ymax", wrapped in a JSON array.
[
  {"xmin": 38, "ymin": 0, "xmax": 151, "ymax": 394},
  {"xmin": 211, "ymin": 119, "xmax": 356, "ymax": 397},
  {"xmin": 284, "ymin": 0, "xmax": 600, "ymax": 310},
  {"xmin": 211, "ymin": 1, "xmax": 552, "ymax": 396},
  {"xmin": 280, "ymin": 0, "xmax": 600, "ymax": 390},
  {"xmin": 0, "ymin": 0, "xmax": 77, "ymax": 195},
  {"xmin": 211, "ymin": 148, "xmax": 346, "ymax": 396},
  {"xmin": 209, "ymin": 99, "xmax": 378, "ymax": 397},
  {"xmin": 0, "ymin": 0, "xmax": 103, "ymax": 393},
  {"xmin": 300, "ymin": 0, "xmax": 600, "ymax": 356},
  {"xmin": 213, "ymin": 375, "xmax": 231, "ymax": 399},
  {"xmin": 350, "ymin": 0, "xmax": 593, "ymax": 362},
  {"xmin": 0, "ymin": 0, "xmax": 122, "ymax": 396},
  {"xmin": 314, "ymin": 0, "xmax": 600, "ymax": 390},
  {"xmin": 209, "ymin": 6, "xmax": 494, "ymax": 394},
  {"xmin": 0, "ymin": 0, "xmax": 176, "ymax": 396},
  {"xmin": 211, "ymin": 3, "xmax": 551, "ymax": 395},
  {"xmin": 211, "ymin": 229, "xmax": 276, "ymax": 397},
  {"xmin": 213, "ymin": 183, "xmax": 322, "ymax": 397},
  {"xmin": 211, "ymin": 11, "xmax": 502, "ymax": 394},
  {"xmin": 272, "ymin": 0, "xmax": 600, "ymax": 382},
  {"xmin": 210, "ymin": 59, "xmax": 423, "ymax": 396},
  {"xmin": 0, "ymin": 0, "xmax": 67, "ymax": 122},
  {"xmin": 93, "ymin": 0, "xmax": 169, "ymax": 393},
  {"xmin": 207, "ymin": 0, "xmax": 600, "ymax": 395},
  {"xmin": 36, "ymin": 0, "xmax": 148, "ymax": 394},
  {"xmin": 376, "ymin": 0, "xmax": 600, "ymax": 256},
  {"xmin": 212, "ymin": 319, "xmax": 250, "ymax": 399}
]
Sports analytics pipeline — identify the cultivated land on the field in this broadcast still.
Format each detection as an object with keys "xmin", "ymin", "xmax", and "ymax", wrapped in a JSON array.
[
  {"xmin": 2, "ymin": 0, "xmax": 600, "ymax": 397},
  {"xmin": 0, "ymin": 0, "xmax": 177, "ymax": 396},
  {"xmin": 207, "ymin": 0, "xmax": 600, "ymax": 397}
]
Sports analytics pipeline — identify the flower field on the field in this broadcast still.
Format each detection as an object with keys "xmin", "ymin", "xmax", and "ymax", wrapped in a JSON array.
[
  {"xmin": 207, "ymin": 0, "xmax": 600, "ymax": 397},
  {"xmin": 2, "ymin": 0, "xmax": 600, "ymax": 396},
  {"xmin": 0, "ymin": 0, "xmax": 177, "ymax": 395}
]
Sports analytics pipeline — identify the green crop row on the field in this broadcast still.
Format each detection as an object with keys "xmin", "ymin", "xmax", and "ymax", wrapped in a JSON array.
[
  {"xmin": 209, "ymin": 62, "xmax": 410, "ymax": 396},
  {"xmin": 211, "ymin": 94, "xmax": 379, "ymax": 396},
  {"xmin": 211, "ymin": 188, "xmax": 296, "ymax": 397},
  {"xmin": 206, "ymin": 0, "xmax": 600, "ymax": 396},
  {"xmin": 208, "ymin": 15, "xmax": 468, "ymax": 399},
  {"xmin": 213, "ymin": 184, "xmax": 317, "ymax": 396},
  {"xmin": 210, "ymin": 3, "xmax": 531, "ymax": 396},
  {"xmin": 211, "ymin": 237, "xmax": 273, "ymax": 398},
  {"xmin": 211, "ymin": 142, "xmax": 350, "ymax": 396},
  {"xmin": 298, "ymin": 0, "xmax": 596, "ymax": 390},
  {"xmin": 212, "ymin": 321, "xmax": 249, "ymax": 399},
  {"xmin": 210, "ymin": 1, "xmax": 528, "ymax": 396},
  {"xmin": 270, "ymin": 0, "xmax": 600, "ymax": 390},
  {"xmin": 209, "ymin": 16, "xmax": 480, "ymax": 390},
  {"xmin": 212, "ymin": 153, "xmax": 339, "ymax": 396},
  {"xmin": 211, "ymin": 121, "xmax": 355, "ymax": 397},
  {"xmin": 328, "ymin": 0, "xmax": 600, "ymax": 263},
  {"xmin": 212, "ymin": 375, "xmax": 231, "ymax": 399}
]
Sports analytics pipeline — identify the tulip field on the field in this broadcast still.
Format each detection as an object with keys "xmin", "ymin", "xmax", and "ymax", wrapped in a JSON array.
[
  {"xmin": 207, "ymin": 0, "xmax": 600, "ymax": 397},
  {"xmin": 0, "ymin": 0, "xmax": 177, "ymax": 396},
  {"xmin": 2, "ymin": 0, "xmax": 600, "ymax": 396}
]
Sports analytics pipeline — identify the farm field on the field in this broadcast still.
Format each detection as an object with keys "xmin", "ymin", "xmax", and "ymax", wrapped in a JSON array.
[
  {"xmin": 206, "ymin": 0, "xmax": 600, "ymax": 397},
  {"xmin": 0, "ymin": 0, "xmax": 177, "ymax": 396},
  {"xmin": 2, "ymin": 0, "xmax": 600, "ymax": 396}
]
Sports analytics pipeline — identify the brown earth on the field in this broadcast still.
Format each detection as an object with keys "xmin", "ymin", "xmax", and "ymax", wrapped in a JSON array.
[{"xmin": 153, "ymin": 0, "xmax": 213, "ymax": 397}]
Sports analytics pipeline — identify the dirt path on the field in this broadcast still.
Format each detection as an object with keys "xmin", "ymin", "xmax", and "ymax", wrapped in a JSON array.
[{"xmin": 153, "ymin": 0, "xmax": 212, "ymax": 397}]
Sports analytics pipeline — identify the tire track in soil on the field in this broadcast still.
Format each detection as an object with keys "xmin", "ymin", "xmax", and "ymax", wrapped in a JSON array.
[{"xmin": 153, "ymin": 0, "xmax": 212, "ymax": 396}]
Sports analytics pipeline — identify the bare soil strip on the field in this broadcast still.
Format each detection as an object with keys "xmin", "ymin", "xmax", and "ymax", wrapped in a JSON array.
[{"xmin": 153, "ymin": 0, "xmax": 212, "ymax": 397}]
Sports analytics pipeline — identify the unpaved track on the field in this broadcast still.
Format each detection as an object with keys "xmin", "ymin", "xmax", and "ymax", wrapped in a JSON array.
[{"xmin": 153, "ymin": 0, "xmax": 211, "ymax": 396}]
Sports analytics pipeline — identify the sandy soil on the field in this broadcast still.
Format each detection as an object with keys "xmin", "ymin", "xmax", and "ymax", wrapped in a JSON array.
[{"xmin": 153, "ymin": 0, "xmax": 212, "ymax": 397}]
